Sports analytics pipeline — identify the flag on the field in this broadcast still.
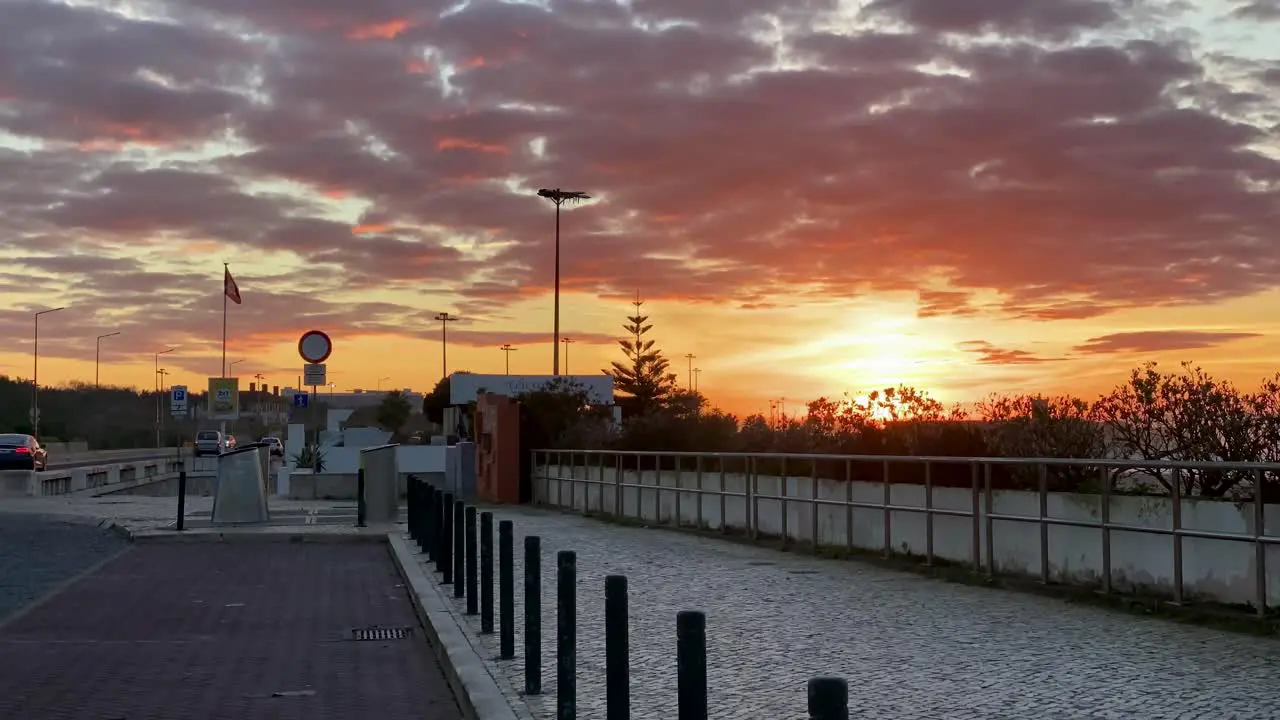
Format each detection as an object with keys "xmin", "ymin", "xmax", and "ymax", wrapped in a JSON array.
[{"xmin": 224, "ymin": 267, "xmax": 242, "ymax": 304}]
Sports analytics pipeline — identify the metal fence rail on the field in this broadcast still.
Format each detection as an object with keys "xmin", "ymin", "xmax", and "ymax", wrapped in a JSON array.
[{"xmin": 531, "ymin": 449, "xmax": 1280, "ymax": 616}]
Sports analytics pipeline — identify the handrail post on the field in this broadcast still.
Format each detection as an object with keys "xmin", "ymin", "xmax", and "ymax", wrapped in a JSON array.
[
  {"xmin": 780, "ymin": 456, "xmax": 789, "ymax": 545},
  {"xmin": 748, "ymin": 456, "xmax": 758, "ymax": 540},
  {"xmin": 809, "ymin": 459, "xmax": 819, "ymax": 549},
  {"xmin": 1038, "ymin": 462, "xmax": 1050, "ymax": 585},
  {"xmin": 881, "ymin": 460, "xmax": 891, "ymax": 559},
  {"xmin": 970, "ymin": 462, "xmax": 980, "ymax": 573},
  {"xmin": 1172, "ymin": 468, "xmax": 1184, "ymax": 605},
  {"xmin": 1254, "ymin": 468, "xmax": 1268, "ymax": 617},
  {"xmin": 696, "ymin": 455, "xmax": 705, "ymax": 531},
  {"xmin": 984, "ymin": 464, "xmax": 995, "ymax": 579},
  {"xmin": 1100, "ymin": 465, "xmax": 1112, "ymax": 595},
  {"xmin": 845, "ymin": 459, "xmax": 854, "ymax": 552},
  {"xmin": 923, "ymin": 462, "xmax": 933, "ymax": 567},
  {"xmin": 614, "ymin": 453, "xmax": 623, "ymax": 518}
]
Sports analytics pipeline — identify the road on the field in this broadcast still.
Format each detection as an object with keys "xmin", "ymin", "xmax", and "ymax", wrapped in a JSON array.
[
  {"xmin": 0, "ymin": 514, "xmax": 128, "ymax": 623},
  {"xmin": 0, "ymin": 540, "xmax": 464, "ymax": 719},
  {"xmin": 46, "ymin": 451, "xmax": 182, "ymax": 470}
]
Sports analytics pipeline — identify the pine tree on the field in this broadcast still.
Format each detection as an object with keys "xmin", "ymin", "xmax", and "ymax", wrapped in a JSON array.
[{"xmin": 605, "ymin": 294, "xmax": 677, "ymax": 414}]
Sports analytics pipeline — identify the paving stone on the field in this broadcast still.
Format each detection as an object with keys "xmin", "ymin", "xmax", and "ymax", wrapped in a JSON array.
[
  {"xmin": 0, "ymin": 541, "xmax": 463, "ymax": 720},
  {"xmin": 413, "ymin": 506, "xmax": 1280, "ymax": 720}
]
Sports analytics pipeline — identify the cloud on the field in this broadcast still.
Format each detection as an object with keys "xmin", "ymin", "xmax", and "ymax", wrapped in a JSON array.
[
  {"xmin": 1, "ymin": 0, "xmax": 1279, "ymax": 381},
  {"xmin": 1073, "ymin": 330, "xmax": 1263, "ymax": 354},
  {"xmin": 1230, "ymin": 1, "xmax": 1280, "ymax": 21},
  {"xmin": 959, "ymin": 340, "xmax": 1060, "ymax": 365}
]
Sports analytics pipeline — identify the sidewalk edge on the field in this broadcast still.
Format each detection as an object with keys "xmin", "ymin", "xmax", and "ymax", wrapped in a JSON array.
[{"xmin": 388, "ymin": 532, "xmax": 520, "ymax": 720}]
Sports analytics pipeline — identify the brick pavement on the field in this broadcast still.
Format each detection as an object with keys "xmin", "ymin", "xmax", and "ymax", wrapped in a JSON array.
[
  {"xmin": 413, "ymin": 506, "xmax": 1280, "ymax": 720},
  {"xmin": 0, "ymin": 513, "xmax": 127, "ymax": 622},
  {"xmin": 0, "ymin": 542, "xmax": 463, "ymax": 720}
]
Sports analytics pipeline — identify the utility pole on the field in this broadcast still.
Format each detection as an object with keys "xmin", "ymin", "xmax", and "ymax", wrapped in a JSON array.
[
  {"xmin": 536, "ymin": 188, "xmax": 590, "ymax": 375},
  {"xmin": 693, "ymin": 367, "xmax": 701, "ymax": 393},
  {"xmin": 156, "ymin": 368, "xmax": 169, "ymax": 447},
  {"xmin": 500, "ymin": 344, "xmax": 517, "ymax": 375},
  {"xmin": 561, "ymin": 337, "xmax": 575, "ymax": 376},
  {"xmin": 435, "ymin": 312, "xmax": 458, "ymax": 380},
  {"xmin": 685, "ymin": 353, "xmax": 696, "ymax": 390},
  {"xmin": 95, "ymin": 331, "xmax": 120, "ymax": 388}
]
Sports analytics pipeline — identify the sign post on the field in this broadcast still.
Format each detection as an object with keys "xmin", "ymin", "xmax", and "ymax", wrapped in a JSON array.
[
  {"xmin": 298, "ymin": 331, "xmax": 333, "ymax": 438},
  {"xmin": 170, "ymin": 385, "xmax": 188, "ymax": 416}
]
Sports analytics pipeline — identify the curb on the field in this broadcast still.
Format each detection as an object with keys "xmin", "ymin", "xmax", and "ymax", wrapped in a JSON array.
[
  {"xmin": 129, "ymin": 530, "xmax": 391, "ymax": 544},
  {"xmin": 387, "ymin": 533, "xmax": 520, "ymax": 720}
]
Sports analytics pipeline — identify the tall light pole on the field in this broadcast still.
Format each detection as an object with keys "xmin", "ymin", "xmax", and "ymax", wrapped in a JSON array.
[
  {"xmin": 435, "ymin": 312, "xmax": 458, "ymax": 380},
  {"xmin": 378, "ymin": 376, "xmax": 391, "ymax": 390},
  {"xmin": 229, "ymin": 359, "xmax": 244, "ymax": 375},
  {"xmin": 693, "ymin": 367, "xmax": 701, "ymax": 393},
  {"xmin": 537, "ymin": 187, "xmax": 590, "ymax": 375},
  {"xmin": 500, "ymin": 344, "xmax": 517, "ymax": 375},
  {"xmin": 561, "ymin": 337, "xmax": 575, "ymax": 375},
  {"xmin": 685, "ymin": 353, "xmax": 696, "ymax": 389},
  {"xmin": 32, "ymin": 306, "xmax": 65, "ymax": 438},
  {"xmin": 154, "ymin": 347, "xmax": 174, "ymax": 449},
  {"xmin": 95, "ymin": 331, "xmax": 120, "ymax": 388},
  {"xmin": 156, "ymin": 368, "xmax": 170, "ymax": 448}
]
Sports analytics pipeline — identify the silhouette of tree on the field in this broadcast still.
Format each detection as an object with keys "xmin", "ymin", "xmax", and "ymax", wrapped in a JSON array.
[
  {"xmin": 376, "ymin": 390, "xmax": 412, "ymax": 435},
  {"xmin": 605, "ymin": 295, "xmax": 677, "ymax": 415},
  {"xmin": 421, "ymin": 371, "xmax": 470, "ymax": 423}
]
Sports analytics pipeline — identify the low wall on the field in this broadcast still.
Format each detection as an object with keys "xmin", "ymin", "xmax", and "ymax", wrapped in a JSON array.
[
  {"xmin": 534, "ymin": 464, "xmax": 1280, "ymax": 609},
  {"xmin": 285, "ymin": 470, "xmax": 446, "ymax": 500},
  {"xmin": 0, "ymin": 457, "xmax": 191, "ymax": 498},
  {"xmin": 320, "ymin": 445, "xmax": 447, "ymax": 474}
]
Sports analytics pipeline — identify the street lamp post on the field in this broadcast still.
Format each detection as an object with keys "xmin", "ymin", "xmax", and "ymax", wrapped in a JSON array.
[
  {"xmin": 156, "ymin": 368, "xmax": 170, "ymax": 447},
  {"xmin": 685, "ymin": 353, "xmax": 696, "ymax": 389},
  {"xmin": 561, "ymin": 337, "xmax": 575, "ymax": 376},
  {"xmin": 377, "ymin": 376, "xmax": 391, "ymax": 390},
  {"xmin": 32, "ymin": 306, "xmax": 65, "ymax": 439},
  {"xmin": 500, "ymin": 344, "xmax": 517, "ymax": 375},
  {"xmin": 153, "ymin": 347, "xmax": 175, "ymax": 449},
  {"xmin": 693, "ymin": 367, "xmax": 701, "ymax": 393},
  {"xmin": 537, "ymin": 188, "xmax": 590, "ymax": 375},
  {"xmin": 95, "ymin": 331, "xmax": 121, "ymax": 388},
  {"xmin": 229, "ymin": 359, "xmax": 244, "ymax": 375},
  {"xmin": 435, "ymin": 312, "xmax": 458, "ymax": 380}
]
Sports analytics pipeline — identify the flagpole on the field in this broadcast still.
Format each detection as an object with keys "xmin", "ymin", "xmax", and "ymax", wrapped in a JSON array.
[{"xmin": 222, "ymin": 263, "xmax": 228, "ymax": 378}]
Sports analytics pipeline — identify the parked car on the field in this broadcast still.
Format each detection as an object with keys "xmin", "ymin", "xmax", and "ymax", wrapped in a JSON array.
[
  {"xmin": 194, "ymin": 430, "xmax": 224, "ymax": 457},
  {"xmin": 260, "ymin": 436, "xmax": 284, "ymax": 457},
  {"xmin": 0, "ymin": 433, "xmax": 47, "ymax": 471}
]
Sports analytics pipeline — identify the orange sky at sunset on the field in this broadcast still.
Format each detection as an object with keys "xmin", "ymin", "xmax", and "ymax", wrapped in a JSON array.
[{"xmin": 3, "ymin": 0, "xmax": 1279, "ymax": 416}]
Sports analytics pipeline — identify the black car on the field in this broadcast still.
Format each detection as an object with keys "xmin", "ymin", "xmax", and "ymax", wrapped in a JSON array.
[{"xmin": 0, "ymin": 433, "xmax": 47, "ymax": 471}]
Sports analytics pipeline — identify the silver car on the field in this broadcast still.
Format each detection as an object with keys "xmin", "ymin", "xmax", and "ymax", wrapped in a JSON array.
[{"xmin": 194, "ymin": 430, "xmax": 223, "ymax": 457}]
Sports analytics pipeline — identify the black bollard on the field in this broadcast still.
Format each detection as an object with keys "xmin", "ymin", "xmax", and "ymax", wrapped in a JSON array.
[
  {"xmin": 807, "ymin": 677, "xmax": 849, "ymax": 720},
  {"xmin": 604, "ymin": 575, "xmax": 630, "ymax": 720},
  {"xmin": 524, "ymin": 535, "xmax": 542, "ymax": 694},
  {"xmin": 480, "ymin": 512, "xmax": 494, "ymax": 633},
  {"xmin": 421, "ymin": 480, "xmax": 433, "ymax": 554},
  {"xmin": 427, "ymin": 486, "xmax": 439, "ymax": 558},
  {"xmin": 407, "ymin": 475, "xmax": 418, "ymax": 541},
  {"xmin": 498, "ymin": 520, "xmax": 515, "ymax": 660},
  {"xmin": 439, "ymin": 491, "xmax": 454, "ymax": 581},
  {"xmin": 355, "ymin": 467, "xmax": 367, "ymax": 527},
  {"xmin": 453, "ymin": 500, "xmax": 466, "ymax": 599},
  {"xmin": 676, "ymin": 611, "xmax": 707, "ymax": 720},
  {"xmin": 465, "ymin": 506, "xmax": 478, "ymax": 614},
  {"xmin": 556, "ymin": 550, "xmax": 577, "ymax": 720},
  {"xmin": 175, "ymin": 470, "xmax": 187, "ymax": 531}
]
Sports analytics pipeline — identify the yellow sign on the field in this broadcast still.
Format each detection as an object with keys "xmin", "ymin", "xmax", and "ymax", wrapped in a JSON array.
[{"xmin": 208, "ymin": 377, "xmax": 240, "ymax": 418}]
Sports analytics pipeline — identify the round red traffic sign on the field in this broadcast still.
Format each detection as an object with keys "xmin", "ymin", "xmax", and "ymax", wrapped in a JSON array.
[{"xmin": 298, "ymin": 330, "xmax": 333, "ymax": 363}]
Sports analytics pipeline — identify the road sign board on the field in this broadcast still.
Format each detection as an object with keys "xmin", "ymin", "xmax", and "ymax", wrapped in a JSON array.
[
  {"xmin": 293, "ymin": 392, "xmax": 309, "ymax": 409},
  {"xmin": 298, "ymin": 330, "xmax": 333, "ymax": 363},
  {"xmin": 170, "ymin": 385, "xmax": 188, "ymax": 412},
  {"xmin": 303, "ymin": 363, "xmax": 327, "ymax": 386}
]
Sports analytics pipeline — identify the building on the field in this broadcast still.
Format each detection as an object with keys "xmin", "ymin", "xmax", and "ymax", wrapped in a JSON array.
[{"xmin": 281, "ymin": 387, "xmax": 425, "ymax": 413}]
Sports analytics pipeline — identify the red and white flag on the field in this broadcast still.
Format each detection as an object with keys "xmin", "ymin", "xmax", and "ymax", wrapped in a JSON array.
[{"xmin": 224, "ymin": 267, "xmax": 242, "ymax": 304}]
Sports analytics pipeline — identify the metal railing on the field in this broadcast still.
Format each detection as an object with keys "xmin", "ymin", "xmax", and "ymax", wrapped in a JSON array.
[{"xmin": 531, "ymin": 449, "xmax": 1280, "ymax": 617}]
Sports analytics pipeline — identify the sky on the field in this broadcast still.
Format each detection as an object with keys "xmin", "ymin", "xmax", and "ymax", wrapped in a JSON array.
[{"xmin": 2, "ymin": 0, "xmax": 1279, "ymax": 416}]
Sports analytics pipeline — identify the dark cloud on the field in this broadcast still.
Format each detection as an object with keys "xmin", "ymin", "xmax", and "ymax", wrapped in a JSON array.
[
  {"xmin": 0, "ymin": 0, "xmax": 1277, "ymax": 364},
  {"xmin": 863, "ymin": 0, "xmax": 1122, "ymax": 39},
  {"xmin": 959, "ymin": 341, "xmax": 1060, "ymax": 365},
  {"xmin": 1073, "ymin": 331, "xmax": 1263, "ymax": 354},
  {"xmin": 1230, "ymin": 1, "xmax": 1280, "ymax": 21}
]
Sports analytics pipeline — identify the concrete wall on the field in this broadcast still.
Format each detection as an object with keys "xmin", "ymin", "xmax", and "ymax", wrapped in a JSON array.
[
  {"xmin": 1, "ymin": 456, "xmax": 193, "ymax": 498},
  {"xmin": 320, "ymin": 444, "xmax": 447, "ymax": 474},
  {"xmin": 534, "ymin": 464, "xmax": 1280, "ymax": 609}
]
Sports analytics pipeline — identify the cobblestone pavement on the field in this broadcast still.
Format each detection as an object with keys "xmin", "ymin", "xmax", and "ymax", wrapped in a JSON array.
[
  {"xmin": 0, "ymin": 513, "xmax": 127, "ymax": 622},
  {"xmin": 414, "ymin": 506, "xmax": 1280, "ymax": 720},
  {"xmin": 0, "ymin": 542, "xmax": 463, "ymax": 720}
]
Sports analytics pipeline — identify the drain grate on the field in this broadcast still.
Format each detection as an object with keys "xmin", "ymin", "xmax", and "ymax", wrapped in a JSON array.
[{"xmin": 347, "ymin": 626, "xmax": 413, "ymax": 641}]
